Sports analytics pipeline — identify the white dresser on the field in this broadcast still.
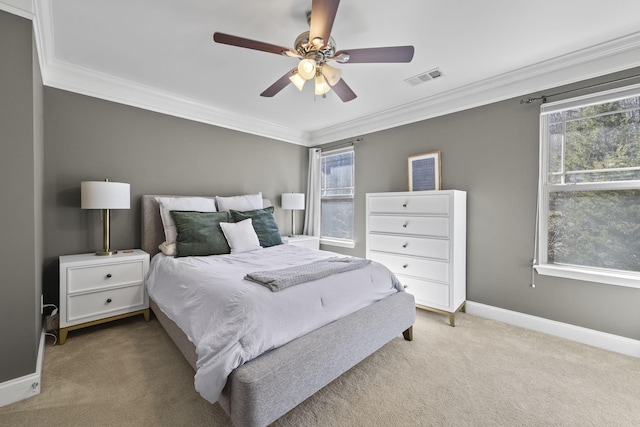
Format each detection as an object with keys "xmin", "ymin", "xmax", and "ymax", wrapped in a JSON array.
[
  {"xmin": 59, "ymin": 249, "xmax": 150, "ymax": 344},
  {"xmin": 366, "ymin": 190, "xmax": 466, "ymax": 326}
]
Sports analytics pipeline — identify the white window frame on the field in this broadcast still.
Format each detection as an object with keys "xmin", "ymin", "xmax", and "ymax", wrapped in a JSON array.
[
  {"xmin": 534, "ymin": 83, "xmax": 640, "ymax": 289},
  {"xmin": 320, "ymin": 147, "xmax": 356, "ymax": 249}
]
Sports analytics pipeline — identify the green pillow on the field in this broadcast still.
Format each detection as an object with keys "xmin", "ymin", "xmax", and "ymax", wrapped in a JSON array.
[
  {"xmin": 230, "ymin": 206, "xmax": 283, "ymax": 248},
  {"xmin": 170, "ymin": 211, "xmax": 231, "ymax": 257}
]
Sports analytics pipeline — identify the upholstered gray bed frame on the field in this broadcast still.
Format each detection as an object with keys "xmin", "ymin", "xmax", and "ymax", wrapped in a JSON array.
[{"xmin": 141, "ymin": 195, "xmax": 416, "ymax": 427}]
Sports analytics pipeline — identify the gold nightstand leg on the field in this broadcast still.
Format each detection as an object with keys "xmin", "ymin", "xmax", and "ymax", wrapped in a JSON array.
[
  {"xmin": 448, "ymin": 313, "xmax": 455, "ymax": 327},
  {"xmin": 59, "ymin": 328, "xmax": 69, "ymax": 345},
  {"xmin": 58, "ymin": 309, "xmax": 150, "ymax": 345}
]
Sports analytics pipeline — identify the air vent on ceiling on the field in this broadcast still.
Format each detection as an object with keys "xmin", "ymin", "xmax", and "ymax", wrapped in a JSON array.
[{"xmin": 405, "ymin": 68, "xmax": 444, "ymax": 86}]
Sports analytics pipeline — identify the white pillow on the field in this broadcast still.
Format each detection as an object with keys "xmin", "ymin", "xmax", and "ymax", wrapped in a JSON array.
[
  {"xmin": 158, "ymin": 242, "xmax": 176, "ymax": 257},
  {"xmin": 155, "ymin": 197, "xmax": 217, "ymax": 245},
  {"xmin": 215, "ymin": 192, "xmax": 262, "ymax": 212},
  {"xmin": 219, "ymin": 219, "xmax": 262, "ymax": 253}
]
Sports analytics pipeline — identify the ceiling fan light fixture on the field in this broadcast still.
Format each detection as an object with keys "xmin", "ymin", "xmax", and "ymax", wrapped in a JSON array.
[
  {"xmin": 298, "ymin": 58, "xmax": 316, "ymax": 80},
  {"xmin": 321, "ymin": 63, "xmax": 342, "ymax": 86},
  {"xmin": 314, "ymin": 74, "xmax": 331, "ymax": 95},
  {"xmin": 289, "ymin": 72, "xmax": 306, "ymax": 91}
]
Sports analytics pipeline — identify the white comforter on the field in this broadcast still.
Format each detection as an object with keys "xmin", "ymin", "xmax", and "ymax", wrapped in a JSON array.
[{"xmin": 146, "ymin": 244, "xmax": 403, "ymax": 403}]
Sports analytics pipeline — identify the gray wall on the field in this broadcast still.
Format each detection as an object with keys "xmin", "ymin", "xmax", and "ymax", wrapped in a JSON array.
[
  {"xmin": 326, "ymin": 68, "xmax": 640, "ymax": 340},
  {"xmin": 0, "ymin": 10, "xmax": 44, "ymax": 383},
  {"xmin": 42, "ymin": 88, "xmax": 308, "ymax": 304}
]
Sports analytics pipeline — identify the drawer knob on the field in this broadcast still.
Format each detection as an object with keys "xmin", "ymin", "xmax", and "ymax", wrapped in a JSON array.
[
  {"xmin": 403, "ymin": 264, "xmax": 408, "ymax": 268},
  {"xmin": 402, "ymin": 203, "xmax": 407, "ymax": 208},
  {"xmin": 106, "ymin": 298, "xmax": 112, "ymax": 304},
  {"xmin": 106, "ymin": 274, "xmax": 112, "ymax": 278},
  {"xmin": 402, "ymin": 243, "xmax": 408, "ymax": 248},
  {"xmin": 403, "ymin": 223, "xmax": 408, "ymax": 228}
]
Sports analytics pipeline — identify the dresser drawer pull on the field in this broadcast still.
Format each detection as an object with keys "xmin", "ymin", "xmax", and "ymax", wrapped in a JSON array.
[
  {"xmin": 402, "ymin": 243, "xmax": 408, "ymax": 248},
  {"xmin": 403, "ymin": 264, "xmax": 408, "ymax": 268},
  {"xmin": 106, "ymin": 274, "xmax": 112, "ymax": 278},
  {"xmin": 402, "ymin": 202, "xmax": 407, "ymax": 208},
  {"xmin": 106, "ymin": 298, "xmax": 112, "ymax": 304},
  {"xmin": 403, "ymin": 223, "xmax": 408, "ymax": 228}
]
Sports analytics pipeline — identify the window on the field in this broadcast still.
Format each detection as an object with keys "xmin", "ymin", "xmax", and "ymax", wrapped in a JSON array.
[
  {"xmin": 536, "ymin": 83, "xmax": 640, "ymax": 288},
  {"xmin": 320, "ymin": 147, "xmax": 355, "ymax": 247}
]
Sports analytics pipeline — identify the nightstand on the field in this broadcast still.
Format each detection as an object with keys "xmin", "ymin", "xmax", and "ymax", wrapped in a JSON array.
[
  {"xmin": 282, "ymin": 235, "xmax": 320, "ymax": 250},
  {"xmin": 58, "ymin": 249, "xmax": 150, "ymax": 344}
]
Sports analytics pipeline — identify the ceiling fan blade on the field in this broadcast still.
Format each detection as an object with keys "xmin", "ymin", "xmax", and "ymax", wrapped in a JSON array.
[
  {"xmin": 334, "ymin": 46, "xmax": 415, "ymax": 63},
  {"xmin": 213, "ymin": 32, "xmax": 298, "ymax": 57},
  {"xmin": 260, "ymin": 68, "xmax": 297, "ymax": 97},
  {"xmin": 309, "ymin": 0, "xmax": 340, "ymax": 49},
  {"xmin": 332, "ymin": 78, "xmax": 357, "ymax": 102}
]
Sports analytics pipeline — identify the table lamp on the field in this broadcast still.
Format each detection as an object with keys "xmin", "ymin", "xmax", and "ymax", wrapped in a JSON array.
[
  {"xmin": 281, "ymin": 193, "xmax": 305, "ymax": 237},
  {"xmin": 81, "ymin": 179, "xmax": 130, "ymax": 255}
]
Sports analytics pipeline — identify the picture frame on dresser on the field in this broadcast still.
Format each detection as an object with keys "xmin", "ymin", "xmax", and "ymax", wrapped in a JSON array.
[{"xmin": 408, "ymin": 150, "xmax": 441, "ymax": 191}]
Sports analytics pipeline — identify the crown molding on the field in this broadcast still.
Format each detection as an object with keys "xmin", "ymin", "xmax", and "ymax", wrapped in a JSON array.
[
  {"xmin": 0, "ymin": 0, "xmax": 34, "ymax": 19},
  {"xmin": 42, "ymin": 58, "xmax": 311, "ymax": 146},
  {"xmin": 26, "ymin": 0, "xmax": 640, "ymax": 146},
  {"xmin": 310, "ymin": 31, "xmax": 640, "ymax": 145}
]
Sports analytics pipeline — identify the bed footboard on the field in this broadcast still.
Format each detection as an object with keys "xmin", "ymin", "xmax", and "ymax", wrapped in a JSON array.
[
  {"xmin": 218, "ymin": 291, "xmax": 415, "ymax": 427},
  {"xmin": 152, "ymin": 292, "xmax": 415, "ymax": 427}
]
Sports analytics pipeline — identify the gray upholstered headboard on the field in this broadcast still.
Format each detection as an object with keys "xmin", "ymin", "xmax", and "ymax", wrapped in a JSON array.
[{"xmin": 141, "ymin": 195, "xmax": 272, "ymax": 257}]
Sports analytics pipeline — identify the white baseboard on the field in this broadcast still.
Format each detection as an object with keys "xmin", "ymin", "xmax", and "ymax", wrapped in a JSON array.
[
  {"xmin": 465, "ymin": 301, "xmax": 640, "ymax": 358},
  {"xmin": 0, "ymin": 330, "xmax": 45, "ymax": 407}
]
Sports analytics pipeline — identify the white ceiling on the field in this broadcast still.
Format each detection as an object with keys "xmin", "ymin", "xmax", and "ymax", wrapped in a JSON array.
[{"xmin": 4, "ymin": 0, "xmax": 640, "ymax": 145}]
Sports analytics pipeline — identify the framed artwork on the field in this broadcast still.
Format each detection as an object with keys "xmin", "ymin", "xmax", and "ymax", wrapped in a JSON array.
[{"xmin": 408, "ymin": 151, "xmax": 441, "ymax": 191}]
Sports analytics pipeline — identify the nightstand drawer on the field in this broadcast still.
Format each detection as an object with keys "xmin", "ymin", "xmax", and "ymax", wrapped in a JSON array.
[
  {"xmin": 66, "ymin": 284, "xmax": 145, "ymax": 322},
  {"xmin": 67, "ymin": 260, "xmax": 144, "ymax": 293}
]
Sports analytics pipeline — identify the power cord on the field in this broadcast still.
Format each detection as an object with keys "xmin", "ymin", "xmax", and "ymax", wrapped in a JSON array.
[
  {"xmin": 43, "ymin": 303, "xmax": 58, "ymax": 317},
  {"xmin": 42, "ymin": 304, "xmax": 59, "ymax": 345}
]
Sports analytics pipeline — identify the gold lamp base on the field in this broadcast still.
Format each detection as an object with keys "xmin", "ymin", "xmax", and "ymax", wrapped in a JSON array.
[
  {"xmin": 95, "ymin": 250, "xmax": 117, "ymax": 256},
  {"xmin": 94, "ymin": 208, "xmax": 117, "ymax": 256}
]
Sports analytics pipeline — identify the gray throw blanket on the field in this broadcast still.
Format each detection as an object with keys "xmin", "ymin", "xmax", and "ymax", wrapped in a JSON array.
[{"xmin": 245, "ymin": 257, "xmax": 371, "ymax": 292}]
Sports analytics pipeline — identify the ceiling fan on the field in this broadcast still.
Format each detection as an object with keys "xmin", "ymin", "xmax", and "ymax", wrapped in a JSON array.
[{"xmin": 213, "ymin": 0, "xmax": 414, "ymax": 102}]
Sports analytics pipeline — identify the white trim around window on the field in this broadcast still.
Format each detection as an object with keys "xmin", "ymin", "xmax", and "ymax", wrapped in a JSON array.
[{"xmin": 536, "ymin": 83, "xmax": 640, "ymax": 288}]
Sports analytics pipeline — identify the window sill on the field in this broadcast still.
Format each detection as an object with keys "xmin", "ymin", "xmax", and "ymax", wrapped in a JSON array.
[
  {"xmin": 320, "ymin": 237, "xmax": 356, "ymax": 249},
  {"xmin": 534, "ymin": 264, "xmax": 640, "ymax": 289}
]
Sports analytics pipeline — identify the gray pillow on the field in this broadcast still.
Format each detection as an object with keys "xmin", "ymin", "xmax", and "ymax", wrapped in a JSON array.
[
  {"xmin": 170, "ymin": 211, "xmax": 231, "ymax": 257},
  {"xmin": 230, "ymin": 206, "xmax": 283, "ymax": 248}
]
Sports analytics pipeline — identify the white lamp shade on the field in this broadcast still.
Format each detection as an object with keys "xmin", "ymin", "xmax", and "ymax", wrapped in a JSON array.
[
  {"xmin": 81, "ymin": 181, "xmax": 130, "ymax": 209},
  {"xmin": 297, "ymin": 59, "xmax": 316, "ymax": 80},
  {"xmin": 289, "ymin": 72, "xmax": 306, "ymax": 91},
  {"xmin": 282, "ymin": 193, "xmax": 305, "ymax": 210},
  {"xmin": 314, "ymin": 74, "xmax": 331, "ymax": 95},
  {"xmin": 321, "ymin": 63, "xmax": 342, "ymax": 86}
]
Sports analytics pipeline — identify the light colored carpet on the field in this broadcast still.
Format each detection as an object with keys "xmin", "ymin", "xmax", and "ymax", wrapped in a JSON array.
[{"xmin": 1, "ymin": 309, "xmax": 639, "ymax": 426}]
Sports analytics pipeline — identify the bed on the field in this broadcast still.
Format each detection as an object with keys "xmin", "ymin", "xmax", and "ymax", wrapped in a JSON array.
[{"xmin": 141, "ymin": 194, "xmax": 416, "ymax": 427}]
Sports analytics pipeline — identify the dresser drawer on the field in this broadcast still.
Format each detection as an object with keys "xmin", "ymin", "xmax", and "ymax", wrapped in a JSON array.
[
  {"xmin": 398, "ymin": 276, "xmax": 450, "ymax": 309},
  {"xmin": 369, "ymin": 215, "xmax": 449, "ymax": 238},
  {"xmin": 369, "ymin": 252, "xmax": 449, "ymax": 283},
  {"xmin": 369, "ymin": 194, "xmax": 450, "ymax": 215},
  {"xmin": 66, "ymin": 284, "xmax": 145, "ymax": 322},
  {"xmin": 67, "ymin": 260, "xmax": 145, "ymax": 293},
  {"xmin": 369, "ymin": 234, "xmax": 449, "ymax": 261}
]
